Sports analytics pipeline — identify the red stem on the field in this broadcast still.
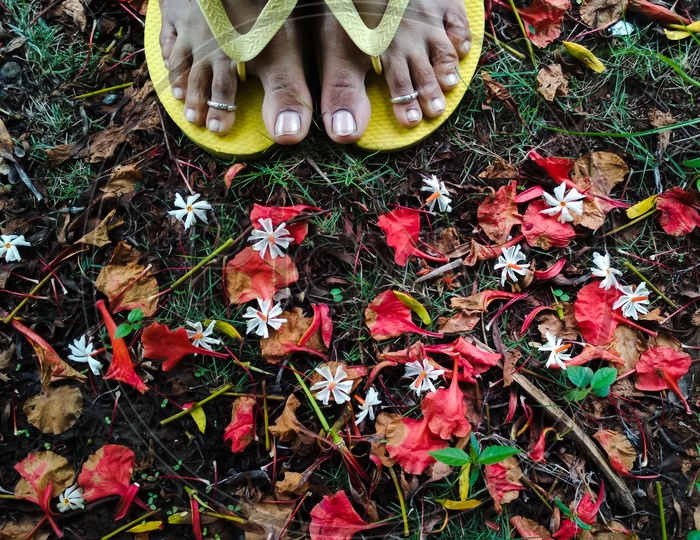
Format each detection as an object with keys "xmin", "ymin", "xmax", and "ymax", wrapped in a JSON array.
[{"xmin": 612, "ymin": 312, "xmax": 658, "ymax": 337}]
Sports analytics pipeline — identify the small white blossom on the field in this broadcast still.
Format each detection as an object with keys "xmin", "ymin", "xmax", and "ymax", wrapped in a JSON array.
[
  {"xmin": 311, "ymin": 365, "xmax": 353, "ymax": 405},
  {"xmin": 613, "ymin": 282, "xmax": 651, "ymax": 320},
  {"xmin": 355, "ymin": 387, "xmax": 382, "ymax": 423},
  {"xmin": 540, "ymin": 183, "xmax": 586, "ymax": 223},
  {"xmin": 421, "ymin": 175, "xmax": 452, "ymax": 213},
  {"xmin": 404, "ymin": 358, "xmax": 444, "ymax": 395},
  {"xmin": 591, "ymin": 252, "xmax": 622, "ymax": 290},
  {"xmin": 493, "ymin": 245, "xmax": 530, "ymax": 287},
  {"xmin": 168, "ymin": 193, "xmax": 212, "ymax": 230},
  {"xmin": 242, "ymin": 299, "xmax": 286, "ymax": 338},
  {"xmin": 539, "ymin": 332, "xmax": 572, "ymax": 370},
  {"xmin": 186, "ymin": 320, "xmax": 221, "ymax": 351},
  {"xmin": 56, "ymin": 484, "xmax": 85, "ymax": 513},
  {"xmin": 248, "ymin": 218, "xmax": 294, "ymax": 259},
  {"xmin": 68, "ymin": 335, "xmax": 102, "ymax": 376},
  {"xmin": 0, "ymin": 234, "xmax": 31, "ymax": 262}
]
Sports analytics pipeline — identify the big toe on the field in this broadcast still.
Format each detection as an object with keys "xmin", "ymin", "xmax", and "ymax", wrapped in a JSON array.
[
  {"xmin": 258, "ymin": 67, "xmax": 313, "ymax": 145},
  {"xmin": 321, "ymin": 64, "xmax": 371, "ymax": 144}
]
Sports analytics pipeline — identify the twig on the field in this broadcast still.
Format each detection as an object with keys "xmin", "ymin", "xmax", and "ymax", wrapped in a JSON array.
[
  {"xmin": 3, "ymin": 268, "xmax": 61, "ymax": 324},
  {"xmin": 72, "ymin": 83, "xmax": 134, "ymax": 100},
  {"xmin": 505, "ymin": 0, "xmax": 537, "ymax": 67},
  {"xmin": 160, "ymin": 384, "xmax": 232, "ymax": 425},
  {"xmin": 101, "ymin": 509, "xmax": 160, "ymax": 540},
  {"xmin": 601, "ymin": 210, "xmax": 657, "ymax": 238},
  {"xmin": 484, "ymin": 31, "xmax": 526, "ymax": 60},
  {"xmin": 389, "ymin": 467, "xmax": 409, "ymax": 537},
  {"xmin": 623, "ymin": 260, "xmax": 679, "ymax": 309},
  {"xmin": 657, "ymin": 482, "xmax": 668, "ymax": 540}
]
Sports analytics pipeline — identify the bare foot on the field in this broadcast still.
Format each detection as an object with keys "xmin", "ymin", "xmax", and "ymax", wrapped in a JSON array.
[
  {"xmin": 318, "ymin": 0, "xmax": 471, "ymax": 143},
  {"xmin": 158, "ymin": 0, "xmax": 312, "ymax": 143}
]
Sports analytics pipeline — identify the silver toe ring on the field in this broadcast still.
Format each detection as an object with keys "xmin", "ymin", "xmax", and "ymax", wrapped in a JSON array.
[
  {"xmin": 390, "ymin": 91, "xmax": 419, "ymax": 104},
  {"xmin": 206, "ymin": 100, "xmax": 237, "ymax": 112}
]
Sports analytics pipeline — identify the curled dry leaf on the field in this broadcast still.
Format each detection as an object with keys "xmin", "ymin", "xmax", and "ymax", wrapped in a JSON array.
[
  {"xmin": 656, "ymin": 187, "xmax": 700, "ymax": 236},
  {"xmin": 365, "ymin": 290, "xmax": 443, "ymax": 341},
  {"xmin": 385, "ymin": 416, "xmax": 448, "ymax": 475},
  {"xmin": 309, "ymin": 491, "xmax": 376, "ymax": 540},
  {"xmin": 648, "ymin": 109, "xmax": 675, "ymax": 154},
  {"xmin": 478, "ymin": 157, "xmax": 519, "ymax": 181},
  {"xmin": 225, "ymin": 247, "xmax": 299, "ymax": 304},
  {"xmin": 580, "ymin": 0, "xmax": 628, "ymax": 27},
  {"xmin": 223, "ymin": 397, "xmax": 256, "ymax": 453},
  {"xmin": 482, "ymin": 73, "xmax": 519, "ymax": 115},
  {"xmin": 510, "ymin": 516, "xmax": 552, "ymax": 539},
  {"xmin": 275, "ymin": 471, "xmax": 310, "ymax": 497},
  {"xmin": 537, "ymin": 305, "xmax": 580, "ymax": 341},
  {"xmin": 523, "ymin": 200, "xmax": 576, "ymax": 249},
  {"xmin": 261, "ymin": 307, "xmax": 328, "ymax": 363},
  {"xmin": 100, "ymin": 164, "xmax": 141, "ymax": 194},
  {"xmin": 477, "ymin": 181, "xmax": 523, "ymax": 243},
  {"xmin": 484, "ymin": 456, "xmax": 524, "ymax": 513},
  {"xmin": 141, "ymin": 322, "xmax": 228, "ymax": 371},
  {"xmin": 10, "ymin": 319, "xmax": 86, "ymax": 387},
  {"xmin": 51, "ymin": 209, "xmax": 124, "ymax": 265},
  {"xmin": 58, "ymin": 0, "xmax": 87, "ymax": 30},
  {"xmin": 0, "ymin": 517, "xmax": 51, "ymax": 540},
  {"xmin": 537, "ymin": 64, "xmax": 569, "ymax": 102},
  {"xmin": 377, "ymin": 208, "xmax": 448, "ymax": 266},
  {"xmin": 269, "ymin": 394, "xmax": 315, "ymax": 453},
  {"xmin": 593, "ymin": 429, "xmax": 636, "ymax": 476},
  {"xmin": 237, "ymin": 496, "xmax": 295, "ymax": 540},
  {"xmin": 95, "ymin": 261, "xmax": 158, "ymax": 317},
  {"xmin": 24, "ymin": 385, "xmax": 83, "ymax": 435}
]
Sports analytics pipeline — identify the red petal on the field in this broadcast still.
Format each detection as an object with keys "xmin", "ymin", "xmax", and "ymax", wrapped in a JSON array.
[
  {"xmin": 422, "ymin": 367, "xmax": 471, "ymax": 440},
  {"xmin": 477, "ymin": 181, "xmax": 523, "ymax": 244},
  {"xmin": 518, "ymin": 0, "xmax": 571, "ymax": 47},
  {"xmin": 528, "ymin": 150, "xmax": 575, "ymax": 183},
  {"xmin": 223, "ymin": 397, "xmax": 256, "ymax": 453},
  {"xmin": 635, "ymin": 346, "xmax": 692, "ymax": 413},
  {"xmin": 141, "ymin": 322, "xmax": 228, "ymax": 371},
  {"xmin": 386, "ymin": 417, "xmax": 448, "ymax": 475},
  {"xmin": 573, "ymin": 282, "xmax": 620, "ymax": 346},
  {"xmin": 224, "ymin": 247, "xmax": 299, "ymax": 304},
  {"xmin": 425, "ymin": 337, "xmax": 502, "ymax": 378},
  {"xmin": 627, "ymin": 0, "xmax": 692, "ymax": 24},
  {"xmin": 365, "ymin": 291, "xmax": 443, "ymax": 340},
  {"xmin": 483, "ymin": 458, "xmax": 525, "ymax": 513},
  {"xmin": 250, "ymin": 204, "xmax": 322, "ymax": 244},
  {"xmin": 78, "ymin": 444, "xmax": 136, "ymax": 503},
  {"xmin": 522, "ymin": 200, "xmax": 576, "ymax": 250},
  {"xmin": 377, "ymin": 208, "xmax": 448, "ymax": 266},
  {"xmin": 223, "ymin": 163, "xmax": 246, "ymax": 189},
  {"xmin": 96, "ymin": 299, "xmax": 148, "ymax": 393},
  {"xmin": 533, "ymin": 258, "xmax": 567, "ymax": 280},
  {"xmin": 576, "ymin": 482, "xmax": 604, "ymax": 524},
  {"xmin": 309, "ymin": 491, "xmax": 372, "ymax": 540},
  {"xmin": 567, "ymin": 343, "xmax": 624, "ymax": 367},
  {"xmin": 656, "ymin": 187, "xmax": 700, "ymax": 236},
  {"xmin": 515, "ymin": 185, "xmax": 545, "ymax": 204},
  {"xmin": 520, "ymin": 306, "xmax": 555, "ymax": 335},
  {"xmin": 190, "ymin": 495, "xmax": 203, "ymax": 540},
  {"xmin": 298, "ymin": 304, "xmax": 333, "ymax": 348}
]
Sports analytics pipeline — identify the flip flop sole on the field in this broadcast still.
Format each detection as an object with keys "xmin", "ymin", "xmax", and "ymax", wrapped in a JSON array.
[
  {"xmin": 356, "ymin": 0, "xmax": 484, "ymax": 152},
  {"xmin": 144, "ymin": 0, "xmax": 275, "ymax": 160}
]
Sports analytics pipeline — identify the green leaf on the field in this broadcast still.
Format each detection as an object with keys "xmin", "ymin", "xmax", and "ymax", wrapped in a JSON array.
[
  {"xmin": 477, "ymin": 446, "xmax": 521, "ymax": 465},
  {"xmin": 591, "ymin": 385, "xmax": 612, "ymax": 397},
  {"xmin": 682, "ymin": 157, "xmax": 700, "ymax": 169},
  {"xmin": 574, "ymin": 517, "xmax": 592, "ymax": 531},
  {"xmin": 469, "ymin": 433, "xmax": 480, "ymax": 460},
  {"xmin": 566, "ymin": 366, "xmax": 594, "ymax": 388},
  {"xmin": 555, "ymin": 498, "xmax": 572, "ymax": 517},
  {"xmin": 553, "ymin": 289, "xmax": 563, "ymax": 297},
  {"xmin": 128, "ymin": 308, "xmax": 144, "ymax": 324},
  {"xmin": 591, "ymin": 367, "xmax": 617, "ymax": 391},
  {"xmin": 559, "ymin": 293, "xmax": 570, "ymax": 302},
  {"xmin": 428, "ymin": 447, "xmax": 471, "ymax": 467},
  {"xmin": 469, "ymin": 466, "xmax": 480, "ymax": 489},
  {"xmin": 114, "ymin": 323, "xmax": 132, "ymax": 339},
  {"xmin": 566, "ymin": 388, "xmax": 590, "ymax": 402},
  {"xmin": 689, "ymin": 531, "xmax": 700, "ymax": 540}
]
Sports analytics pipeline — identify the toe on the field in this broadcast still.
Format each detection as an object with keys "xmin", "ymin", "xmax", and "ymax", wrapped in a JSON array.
[
  {"xmin": 443, "ymin": 6, "xmax": 472, "ymax": 58},
  {"xmin": 183, "ymin": 60, "xmax": 212, "ymax": 125},
  {"xmin": 321, "ymin": 66, "xmax": 370, "ymax": 143},
  {"xmin": 384, "ymin": 58, "xmax": 422, "ymax": 127},
  {"xmin": 430, "ymin": 36, "xmax": 461, "ymax": 90},
  {"xmin": 259, "ymin": 68, "xmax": 313, "ymax": 145},
  {"xmin": 159, "ymin": 23, "xmax": 177, "ymax": 68},
  {"xmin": 205, "ymin": 58, "xmax": 238, "ymax": 135},
  {"xmin": 411, "ymin": 57, "xmax": 447, "ymax": 118},
  {"xmin": 168, "ymin": 39, "xmax": 192, "ymax": 101}
]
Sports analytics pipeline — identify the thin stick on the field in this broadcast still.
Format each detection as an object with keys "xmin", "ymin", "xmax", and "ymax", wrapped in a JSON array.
[
  {"xmin": 505, "ymin": 0, "xmax": 537, "ymax": 66},
  {"xmin": 73, "ymin": 83, "xmax": 133, "ymax": 100},
  {"xmin": 657, "ymin": 482, "xmax": 668, "ymax": 540},
  {"xmin": 389, "ymin": 467, "xmax": 409, "ymax": 537},
  {"xmin": 3, "ymin": 268, "xmax": 59, "ymax": 324},
  {"xmin": 101, "ymin": 509, "xmax": 160, "ymax": 540},
  {"xmin": 623, "ymin": 260, "xmax": 679, "ymax": 309},
  {"xmin": 160, "ymin": 384, "xmax": 232, "ymax": 425},
  {"xmin": 484, "ymin": 31, "xmax": 526, "ymax": 60},
  {"xmin": 263, "ymin": 381, "xmax": 270, "ymax": 452},
  {"xmin": 601, "ymin": 210, "xmax": 658, "ymax": 238}
]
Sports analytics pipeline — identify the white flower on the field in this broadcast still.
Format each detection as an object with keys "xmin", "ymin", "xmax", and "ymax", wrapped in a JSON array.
[
  {"xmin": 540, "ymin": 183, "xmax": 586, "ymax": 223},
  {"xmin": 355, "ymin": 387, "xmax": 382, "ymax": 423},
  {"xmin": 185, "ymin": 320, "xmax": 220, "ymax": 351},
  {"xmin": 421, "ymin": 175, "xmax": 452, "ymax": 213},
  {"xmin": 56, "ymin": 484, "xmax": 85, "ymax": 513},
  {"xmin": 591, "ymin": 252, "xmax": 622, "ymax": 290},
  {"xmin": 168, "ymin": 193, "xmax": 212, "ymax": 230},
  {"xmin": 0, "ymin": 234, "xmax": 31, "ymax": 262},
  {"xmin": 248, "ymin": 218, "xmax": 294, "ymax": 259},
  {"xmin": 404, "ymin": 358, "xmax": 445, "ymax": 395},
  {"xmin": 613, "ymin": 282, "xmax": 651, "ymax": 320},
  {"xmin": 311, "ymin": 365, "xmax": 353, "ymax": 405},
  {"xmin": 68, "ymin": 335, "xmax": 102, "ymax": 376},
  {"xmin": 242, "ymin": 299, "xmax": 286, "ymax": 338},
  {"xmin": 493, "ymin": 245, "xmax": 530, "ymax": 287},
  {"xmin": 538, "ymin": 332, "xmax": 572, "ymax": 370}
]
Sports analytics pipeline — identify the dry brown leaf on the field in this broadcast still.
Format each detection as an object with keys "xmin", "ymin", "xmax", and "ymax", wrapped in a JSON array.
[
  {"xmin": 45, "ymin": 142, "xmax": 87, "ymax": 166},
  {"xmin": 510, "ymin": 516, "xmax": 552, "ymax": 539},
  {"xmin": 0, "ymin": 518, "xmax": 50, "ymax": 540},
  {"xmin": 438, "ymin": 311, "xmax": 480, "ymax": 333},
  {"xmin": 612, "ymin": 325, "xmax": 645, "ymax": 373},
  {"xmin": 503, "ymin": 349, "xmax": 521, "ymax": 387},
  {"xmin": 593, "ymin": 429, "xmax": 636, "ymax": 475},
  {"xmin": 694, "ymin": 503, "xmax": 700, "ymax": 530},
  {"xmin": 482, "ymin": 73, "xmax": 519, "ymax": 116},
  {"xmin": 109, "ymin": 240, "xmax": 142, "ymax": 265},
  {"xmin": 275, "ymin": 471, "xmax": 309, "ymax": 497},
  {"xmin": 95, "ymin": 262, "xmax": 158, "ymax": 316},
  {"xmin": 692, "ymin": 309, "xmax": 700, "ymax": 327},
  {"xmin": 59, "ymin": 0, "xmax": 87, "ymax": 30},
  {"xmin": 537, "ymin": 303, "xmax": 580, "ymax": 341},
  {"xmin": 269, "ymin": 395, "xmax": 303, "ymax": 442},
  {"xmin": 310, "ymin": 361, "xmax": 366, "ymax": 395},
  {"xmin": 237, "ymin": 497, "xmax": 295, "ymax": 540},
  {"xmin": 0, "ymin": 342, "xmax": 15, "ymax": 371},
  {"xmin": 537, "ymin": 64, "xmax": 569, "ymax": 101},
  {"xmin": 580, "ymin": 0, "xmax": 627, "ymax": 27},
  {"xmin": 14, "ymin": 451, "xmax": 75, "ymax": 501},
  {"xmin": 648, "ymin": 109, "xmax": 675, "ymax": 155},
  {"xmin": 370, "ymin": 412, "xmax": 397, "ymax": 467},
  {"xmin": 52, "ymin": 209, "xmax": 124, "ymax": 265},
  {"xmin": 260, "ymin": 308, "xmax": 326, "ymax": 363},
  {"xmin": 478, "ymin": 157, "xmax": 519, "ymax": 181},
  {"xmin": 100, "ymin": 164, "xmax": 142, "ymax": 194},
  {"xmin": 430, "ymin": 227, "xmax": 462, "ymax": 255},
  {"xmin": 571, "ymin": 152, "xmax": 628, "ymax": 198},
  {"xmin": 24, "ymin": 385, "xmax": 83, "ymax": 435}
]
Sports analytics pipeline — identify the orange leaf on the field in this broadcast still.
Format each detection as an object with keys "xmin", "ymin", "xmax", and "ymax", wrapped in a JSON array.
[
  {"xmin": 656, "ymin": 187, "xmax": 700, "ymax": 236},
  {"xmin": 223, "ymin": 397, "xmax": 256, "ymax": 453},
  {"xmin": 635, "ymin": 346, "xmax": 691, "ymax": 413},
  {"xmin": 483, "ymin": 457, "xmax": 524, "ymax": 513},
  {"xmin": 95, "ymin": 262, "xmax": 158, "ymax": 316},
  {"xmin": 225, "ymin": 247, "xmax": 299, "ymax": 304},
  {"xmin": 141, "ymin": 322, "xmax": 228, "ymax": 371},
  {"xmin": 377, "ymin": 208, "xmax": 448, "ymax": 266},
  {"xmin": 385, "ymin": 416, "xmax": 448, "ymax": 475},
  {"xmin": 477, "ymin": 181, "xmax": 523, "ymax": 244},
  {"xmin": 510, "ymin": 516, "xmax": 552, "ymax": 539},
  {"xmin": 365, "ymin": 291, "xmax": 443, "ymax": 341},
  {"xmin": 309, "ymin": 491, "xmax": 376, "ymax": 540}
]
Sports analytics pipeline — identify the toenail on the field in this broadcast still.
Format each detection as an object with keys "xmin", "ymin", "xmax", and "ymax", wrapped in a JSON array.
[
  {"xmin": 332, "ymin": 110, "xmax": 357, "ymax": 137},
  {"xmin": 275, "ymin": 111, "xmax": 301, "ymax": 137},
  {"xmin": 407, "ymin": 108, "xmax": 420, "ymax": 123},
  {"xmin": 431, "ymin": 98, "xmax": 446, "ymax": 114},
  {"xmin": 207, "ymin": 118, "xmax": 221, "ymax": 133},
  {"xmin": 172, "ymin": 86, "xmax": 184, "ymax": 99},
  {"xmin": 460, "ymin": 41, "xmax": 471, "ymax": 54},
  {"xmin": 185, "ymin": 107, "xmax": 197, "ymax": 122},
  {"xmin": 445, "ymin": 73, "xmax": 458, "ymax": 86},
  {"xmin": 164, "ymin": 59, "xmax": 170, "ymax": 69}
]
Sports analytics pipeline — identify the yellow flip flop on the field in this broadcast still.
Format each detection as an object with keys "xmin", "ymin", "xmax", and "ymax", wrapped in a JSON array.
[
  {"xmin": 326, "ymin": 0, "xmax": 484, "ymax": 152},
  {"xmin": 145, "ymin": 0, "xmax": 299, "ymax": 159}
]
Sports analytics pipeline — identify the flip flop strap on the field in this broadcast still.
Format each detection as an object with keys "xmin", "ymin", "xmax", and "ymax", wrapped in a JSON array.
[
  {"xmin": 196, "ymin": 0, "xmax": 299, "ymax": 63},
  {"xmin": 324, "ymin": 0, "xmax": 410, "ymax": 57}
]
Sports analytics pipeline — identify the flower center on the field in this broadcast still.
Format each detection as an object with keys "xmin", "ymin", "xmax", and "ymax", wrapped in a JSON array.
[
  {"xmin": 4, "ymin": 243, "xmax": 11, "ymax": 249},
  {"xmin": 426, "ymin": 191, "xmax": 441, "ymax": 203},
  {"xmin": 327, "ymin": 381, "xmax": 337, "ymax": 392},
  {"xmin": 555, "ymin": 343, "xmax": 572, "ymax": 354},
  {"xmin": 63, "ymin": 498, "xmax": 70, "ymax": 505},
  {"xmin": 507, "ymin": 262, "xmax": 522, "ymax": 271},
  {"xmin": 257, "ymin": 311, "xmax": 268, "ymax": 322},
  {"xmin": 559, "ymin": 201, "xmax": 567, "ymax": 207},
  {"xmin": 192, "ymin": 332, "xmax": 204, "ymax": 340},
  {"xmin": 186, "ymin": 205, "xmax": 193, "ymax": 212},
  {"xmin": 631, "ymin": 295, "xmax": 649, "ymax": 303},
  {"xmin": 414, "ymin": 371, "xmax": 428, "ymax": 388},
  {"xmin": 267, "ymin": 233, "xmax": 276, "ymax": 245}
]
